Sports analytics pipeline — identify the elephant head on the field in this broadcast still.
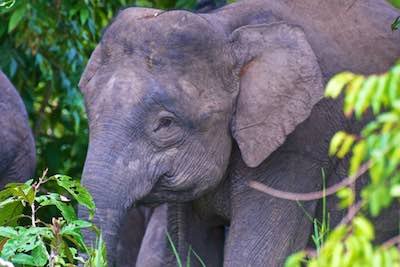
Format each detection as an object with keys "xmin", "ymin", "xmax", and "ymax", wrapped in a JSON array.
[
  {"xmin": 0, "ymin": 71, "xmax": 36, "ymax": 188},
  {"xmin": 79, "ymin": 7, "xmax": 323, "ymax": 263}
]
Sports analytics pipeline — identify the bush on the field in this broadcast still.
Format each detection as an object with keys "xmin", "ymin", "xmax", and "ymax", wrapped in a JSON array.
[
  {"xmin": 285, "ymin": 61, "xmax": 400, "ymax": 267},
  {"xmin": 0, "ymin": 171, "xmax": 106, "ymax": 266}
]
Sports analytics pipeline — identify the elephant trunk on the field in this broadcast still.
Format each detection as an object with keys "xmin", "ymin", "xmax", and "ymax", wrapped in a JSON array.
[
  {"xmin": 79, "ymin": 161, "xmax": 125, "ymax": 265},
  {"xmin": 79, "ymin": 136, "xmax": 156, "ymax": 265}
]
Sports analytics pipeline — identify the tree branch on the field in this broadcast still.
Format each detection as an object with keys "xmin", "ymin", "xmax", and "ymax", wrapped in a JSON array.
[
  {"xmin": 382, "ymin": 235, "xmax": 400, "ymax": 249},
  {"xmin": 248, "ymin": 162, "xmax": 371, "ymax": 201},
  {"xmin": 339, "ymin": 200, "xmax": 363, "ymax": 226}
]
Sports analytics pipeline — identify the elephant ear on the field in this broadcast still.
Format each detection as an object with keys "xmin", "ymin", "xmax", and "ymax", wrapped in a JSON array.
[
  {"xmin": 231, "ymin": 22, "xmax": 324, "ymax": 168},
  {"xmin": 78, "ymin": 44, "xmax": 102, "ymax": 95}
]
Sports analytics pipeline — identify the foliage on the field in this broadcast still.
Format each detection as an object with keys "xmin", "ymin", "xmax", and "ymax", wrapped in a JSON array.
[
  {"xmin": 285, "ymin": 2, "xmax": 400, "ymax": 264},
  {"xmin": 389, "ymin": 0, "xmax": 400, "ymax": 30},
  {"xmin": 285, "ymin": 61, "xmax": 400, "ymax": 266},
  {"xmin": 0, "ymin": 171, "xmax": 106, "ymax": 266},
  {"xmin": 0, "ymin": 0, "xmax": 210, "ymax": 179}
]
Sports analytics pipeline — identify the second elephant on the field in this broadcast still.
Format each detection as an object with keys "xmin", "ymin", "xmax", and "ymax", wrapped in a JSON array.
[{"xmin": 0, "ymin": 70, "xmax": 35, "ymax": 188}]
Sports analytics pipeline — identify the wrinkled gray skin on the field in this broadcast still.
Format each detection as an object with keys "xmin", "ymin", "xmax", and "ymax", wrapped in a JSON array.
[
  {"xmin": 78, "ymin": 0, "xmax": 400, "ymax": 266},
  {"xmin": 0, "ymin": 71, "xmax": 36, "ymax": 188}
]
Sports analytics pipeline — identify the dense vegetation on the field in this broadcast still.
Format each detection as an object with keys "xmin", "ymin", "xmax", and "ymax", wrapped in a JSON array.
[
  {"xmin": 0, "ymin": 171, "xmax": 106, "ymax": 266},
  {"xmin": 285, "ymin": 60, "xmax": 400, "ymax": 267}
]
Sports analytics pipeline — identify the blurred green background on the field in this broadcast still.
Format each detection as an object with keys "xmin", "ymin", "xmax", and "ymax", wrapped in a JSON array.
[{"xmin": 0, "ymin": 0, "xmax": 226, "ymax": 179}]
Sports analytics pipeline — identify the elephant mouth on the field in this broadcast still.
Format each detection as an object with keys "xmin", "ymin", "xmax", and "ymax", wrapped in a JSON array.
[
  {"xmin": 138, "ymin": 174, "xmax": 202, "ymax": 204},
  {"xmin": 137, "ymin": 171, "xmax": 222, "ymax": 204}
]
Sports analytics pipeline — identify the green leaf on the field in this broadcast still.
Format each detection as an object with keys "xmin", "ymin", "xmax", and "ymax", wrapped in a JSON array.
[
  {"xmin": 61, "ymin": 220, "xmax": 92, "ymax": 251},
  {"xmin": 190, "ymin": 247, "xmax": 206, "ymax": 267},
  {"xmin": 87, "ymin": 234, "xmax": 108, "ymax": 267},
  {"xmin": 388, "ymin": 0, "xmax": 400, "ymax": 8},
  {"xmin": 8, "ymin": 5, "xmax": 26, "ymax": 32},
  {"xmin": 336, "ymin": 134, "xmax": 355, "ymax": 158},
  {"xmin": 11, "ymin": 241, "xmax": 48, "ymax": 266},
  {"xmin": 331, "ymin": 243, "xmax": 344, "ymax": 267},
  {"xmin": 136, "ymin": 0, "xmax": 153, "ymax": 7},
  {"xmin": 31, "ymin": 241, "xmax": 49, "ymax": 266},
  {"xmin": 166, "ymin": 231, "xmax": 183, "ymax": 267},
  {"xmin": 11, "ymin": 253, "xmax": 37, "ymax": 266},
  {"xmin": 52, "ymin": 175, "xmax": 95, "ymax": 219},
  {"xmin": 354, "ymin": 75, "xmax": 379, "ymax": 119},
  {"xmin": 352, "ymin": 217, "xmax": 374, "ymax": 241},
  {"xmin": 284, "ymin": 251, "xmax": 306, "ymax": 267},
  {"xmin": 343, "ymin": 75, "xmax": 365, "ymax": 117},
  {"xmin": 369, "ymin": 159, "xmax": 385, "ymax": 184},
  {"xmin": 0, "ymin": 188, "xmax": 15, "ymax": 202},
  {"xmin": 0, "ymin": 227, "xmax": 17, "ymax": 239},
  {"xmin": 372, "ymin": 74, "xmax": 390, "ymax": 114},
  {"xmin": 388, "ymin": 66, "xmax": 400, "ymax": 104},
  {"xmin": 329, "ymin": 131, "xmax": 347, "ymax": 156},
  {"xmin": 392, "ymin": 16, "xmax": 400, "ymax": 31},
  {"xmin": 349, "ymin": 140, "xmax": 366, "ymax": 175},
  {"xmin": 325, "ymin": 72, "xmax": 355, "ymax": 98},
  {"xmin": 337, "ymin": 187, "xmax": 354, "ymax": 208},
  {"xmin": 0, "ymin": 227, "xmax": 52, "ymax": 259},
  {"xmin": 36, "ymin": 194, "xmax": 77, "ymax": 222},
  {"xmin": 80, "ymin": 8, "xmax": 89, "ymax": 25},
  {"xmin": 390, "ymin": 185, "xmax": 400, "ymax": 197},
  {"xmin": 0, "ymin": 200, "xmax": 24, "ymax": 226}
]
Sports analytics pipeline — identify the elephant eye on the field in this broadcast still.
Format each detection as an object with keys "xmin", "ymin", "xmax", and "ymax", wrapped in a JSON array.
[
  {"xmin": 154, "ymin": 117, "xmax": 174, "ymax": 132},
  {"xmin": 150, "ymin": 112, "xmax": 185, "ymax": 147}
]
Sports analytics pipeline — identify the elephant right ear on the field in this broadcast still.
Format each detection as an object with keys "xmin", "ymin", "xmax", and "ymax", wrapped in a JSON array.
[
  {"xmin": 230, "ymin": 22, "xmax": 324, "ymax": 168},
  {"xmin": 78, "ymin": 44, "xmax": 102, "ymax": 95}
]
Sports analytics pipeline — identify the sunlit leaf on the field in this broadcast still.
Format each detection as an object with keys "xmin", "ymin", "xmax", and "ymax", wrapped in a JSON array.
[
  {"xmin": 52, "ymin": 175, "xmax": 95, "ymax": 219},
  {"xmin": 329, "ymin": 131, "xmax": 347, "ymax": 156},
  {"xmin": 8, "ymin": 5, "xmax": 26, "ymax": 32},
  {"xmin": 352, "ymin": 217, "xmax": 374, "ymax": 241},
  {"xmin": 325, "ymin": 72, "xmax": 355, "ymax": 98}
]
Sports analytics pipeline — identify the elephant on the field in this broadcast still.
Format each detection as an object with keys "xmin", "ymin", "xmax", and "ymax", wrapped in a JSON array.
[
  {"xmin": 0, "ymin": 70, "xmax": 36, "ymax": 188},
  {"xmin": 114, "ymin": 3, "xmax": 228, "ymax": 266},
  {"xmin": 78, "ymin": 0, "xmax": 400, "ymax": 266}
]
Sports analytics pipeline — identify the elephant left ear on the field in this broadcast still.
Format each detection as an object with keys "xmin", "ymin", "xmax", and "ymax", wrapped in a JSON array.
[{"xmin": 230, "ymin": 22, "xmax": 324, "ymax": 168}]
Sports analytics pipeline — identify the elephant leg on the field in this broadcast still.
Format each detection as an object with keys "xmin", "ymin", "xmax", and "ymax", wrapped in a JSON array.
[
  {"xmin": 137, "ymin": 203, "xmax": 224, "ymax": 267},
  {"xmin": 225, "ymin": 153, "xmax": 325, "ymax": 267}
]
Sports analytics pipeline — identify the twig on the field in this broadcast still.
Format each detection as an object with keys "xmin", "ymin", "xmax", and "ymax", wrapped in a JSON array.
[
  {"xmin": 382, "ymin": 235, "xmax": 400, "ymax": 249},
  {"xmin": 304, "ymin": 248, "xmax": 317, "ymax": 258},
  {"xmin": 339, "ymin": 201, "xmax": 363, "ymax": 226},
  {"xmin": 30, "ymin": 203, "xmax": 36, "ymax": 227},
  {"xmin": 31, "ymin": 169, "xmax": 48, "ymax": 227},
  {"xmin": 248, "ymin": 162, "xmax": 371, "ymax": 201}
]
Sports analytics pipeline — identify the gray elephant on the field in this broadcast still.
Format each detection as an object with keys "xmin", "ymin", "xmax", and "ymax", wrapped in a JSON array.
[
  {"xmin": 78, "ymin": 0, "xmax": 400, "ymax": 266},
  {"xmin": 0, "ymin": 71, "xmax": 36, "ymax": 188}
]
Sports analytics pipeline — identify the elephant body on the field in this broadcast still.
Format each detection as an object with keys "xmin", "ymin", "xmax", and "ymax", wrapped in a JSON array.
[
  {"xmin": 0, "ymin": 71, "xmax": 35, "ymax": 188},
  {"xmin": 78, "ymin": 0, "xmax": 400, "ymax": 266}
]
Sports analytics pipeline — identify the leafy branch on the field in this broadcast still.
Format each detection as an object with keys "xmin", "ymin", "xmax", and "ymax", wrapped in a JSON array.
[
  {"xmin": 282, "ymin": 60, "xmax": 400, "ymax": 267},
  {"xmin": 0, "ymin": 171, "xmax": 106, "ymax": 267}
]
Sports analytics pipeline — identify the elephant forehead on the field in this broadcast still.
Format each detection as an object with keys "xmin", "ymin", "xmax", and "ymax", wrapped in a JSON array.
[
  {"xmin": 103, "ymin": 71, "xmax": 147, "ymax": 107},
  {"xmin": 101, "ymin": 9, "xmax": 222, "ymax": 66},
  {"xmin": 87, "ymin": 70, "xmax": 151, "ymax": 120}
]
